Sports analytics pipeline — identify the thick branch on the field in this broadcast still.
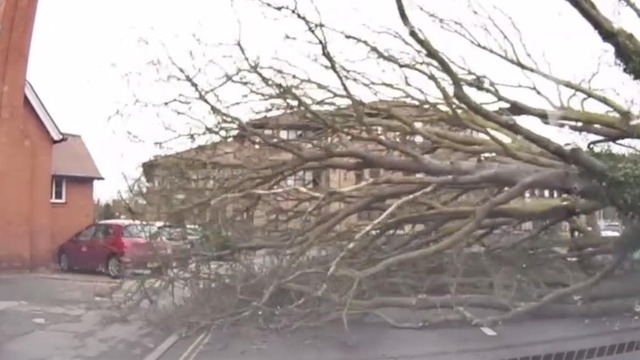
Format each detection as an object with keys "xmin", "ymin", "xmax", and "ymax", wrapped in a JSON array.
[{"xmin": 568, "ymin": 0, "xmax": 640, "ymax": 80}]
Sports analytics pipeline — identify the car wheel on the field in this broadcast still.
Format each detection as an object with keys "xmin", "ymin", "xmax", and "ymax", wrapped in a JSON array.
[
  {"xmin": 59, "ymin": 252, "xmax": 70, "ymax": 272},
  {"xmin": 106, "ymin": 256, "xmax": 122, "ymax": 279}
]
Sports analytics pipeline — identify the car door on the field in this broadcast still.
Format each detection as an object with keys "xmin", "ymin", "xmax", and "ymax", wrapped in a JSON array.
[
  {"xmin": 67, "ymin": 225, "xmax": 97, "ymax": 270},
  {"xmin": 89, "ymin": 224, "xmax": 115, "ymax": 270}
]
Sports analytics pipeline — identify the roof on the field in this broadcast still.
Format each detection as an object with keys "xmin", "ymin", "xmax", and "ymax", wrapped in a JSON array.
[
  {"xmin": 142, "ymin": 139, "xmax": 288, "ymax": 182},
  {"xmin": 24, "ymin": 81, "xmax": 64, "ymax": 142},
  {"xmin": 52, "ymin": 134, "xmax": 103, "ymax": 180}
]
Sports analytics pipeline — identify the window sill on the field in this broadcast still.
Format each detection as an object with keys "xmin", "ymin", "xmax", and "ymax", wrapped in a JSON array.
[{"xmin": 50, "ymin": 200, "xmax": 67, "ymax": 204}]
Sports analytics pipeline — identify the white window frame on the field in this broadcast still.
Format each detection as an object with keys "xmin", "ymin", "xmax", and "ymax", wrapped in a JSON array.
[{"xmin": 51, "ymin": 177, "xmax": 66, "ymax": 203}]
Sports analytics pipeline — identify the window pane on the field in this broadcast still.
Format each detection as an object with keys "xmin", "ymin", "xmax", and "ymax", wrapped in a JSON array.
[
  {"xmin": 354, "ymin": 171, "xmax": 364, "ymax": 184},
  {"xmin": 93, "ymin": 225, "xmax": 113, "ymax": 239},
  {"xmin": 123, "ymin": 224, "xmax": 157, "ymax": 239},
  {"xmin": 77, "ymin": 226, "xmax": 96, "ymax": 241},
  {"xmin": 52, "ymin": 178, "xmax": 64, "ymax": 200}
]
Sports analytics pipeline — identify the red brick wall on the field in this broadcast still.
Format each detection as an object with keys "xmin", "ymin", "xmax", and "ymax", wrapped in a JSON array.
[
  {"xmin": 0, "ymin": 0, "xmax": 40, "ymax": 270},
  {"xmin": 24, "ymin": 98, "xmax": 54, "ymax": 268},
  {"xmin": 51, "ymin": 180, "xmax": 95, "ymax": 254}
]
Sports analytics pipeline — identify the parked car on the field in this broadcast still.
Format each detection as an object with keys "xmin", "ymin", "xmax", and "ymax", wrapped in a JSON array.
[
  {"xmin": 600, "ymin": 222, "xmax": 622, "ymax": 238},
  {"xmin": 150, "ymin": 225, "xmax": 234, "ymax": 263},
  {"xmin": 152, "ymin": 225, "xmax": 203, "ymax": 247},
  {"xmin": 150, "ymin": 224, "xmax": 217, "ymax": 261},
  {"xmin": 57, "ymin": 219, "xmax": 159, "ymax": 278}
]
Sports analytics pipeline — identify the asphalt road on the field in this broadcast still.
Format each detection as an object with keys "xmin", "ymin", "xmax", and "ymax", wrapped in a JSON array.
[
  {"xmin": 182, "ymin": 315, "xmax": 640, "ymax": 360},
  {"xmin": 7, "ymin": 272, "xmax": 640, "ymax": 360},
  {"xmin": 0, "ymin": 273, "xmax": 170, "ymax": 360}
]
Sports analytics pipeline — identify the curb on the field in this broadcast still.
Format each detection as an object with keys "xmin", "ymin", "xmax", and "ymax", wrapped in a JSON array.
[
  {"xmin": 0, "ymin": 271, "xmax": 118, "ymax": 284},
  {"xmin": 31, "ymin": 273, "xmax": 118, "ymax": 284}
]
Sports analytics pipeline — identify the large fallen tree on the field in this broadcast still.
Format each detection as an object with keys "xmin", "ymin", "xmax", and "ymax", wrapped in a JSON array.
[{"xmin": 123, "ymin": 0, "xmax": 640, "ymax": 333}]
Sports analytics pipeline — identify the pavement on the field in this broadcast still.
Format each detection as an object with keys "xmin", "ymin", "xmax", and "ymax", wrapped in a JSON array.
[{"xmin": 0, "ymin": 272, "xmax": 172, "ymax": 360}]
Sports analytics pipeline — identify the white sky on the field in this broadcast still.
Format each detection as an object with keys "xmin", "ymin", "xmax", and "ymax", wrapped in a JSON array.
[{"xmin": 26, "ymin": 0, "xmax": 640, "ymax": 200}]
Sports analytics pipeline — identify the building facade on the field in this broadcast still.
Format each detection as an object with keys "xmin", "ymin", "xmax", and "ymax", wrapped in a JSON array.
[
  {"xmin": 141, "ymin": 103, "xmax": 457, "ymax": 232},
  {"xmin": 0, "ymin": 1, "xmax": 102, "ymax": 270}
]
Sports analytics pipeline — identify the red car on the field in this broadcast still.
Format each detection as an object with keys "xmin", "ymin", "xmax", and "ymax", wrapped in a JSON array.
[{"xmin": 57, "ymin": 220, "xmax": 161, "ymax": 278}]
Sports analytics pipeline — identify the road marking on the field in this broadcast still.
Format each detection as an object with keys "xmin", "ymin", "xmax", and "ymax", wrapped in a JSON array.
[
  {"xmin": 178, "ymin": 327, "xmax": 213, "ymax": 360},
  {"xmin": 142, "ymin": 330, "xmax": 183, "ymax": 360}
]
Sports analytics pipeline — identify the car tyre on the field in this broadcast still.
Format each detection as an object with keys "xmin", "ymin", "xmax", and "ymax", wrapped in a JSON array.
[
  {"xmin": 59, "ymin": 252, "xmax": 70, "ymax": 272},
  {"xmin": 106, "ymin": 255, "xmax": 123, "ymax": 279}
]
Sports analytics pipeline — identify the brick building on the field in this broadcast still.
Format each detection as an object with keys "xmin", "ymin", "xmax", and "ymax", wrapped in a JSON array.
[
  {"xmin": 141, "ymin": 103, "xmax": 454, "ymax": 232},
  {"xmin": 0, "ymin": 0, "xmax": 102, "ymax": 269}
]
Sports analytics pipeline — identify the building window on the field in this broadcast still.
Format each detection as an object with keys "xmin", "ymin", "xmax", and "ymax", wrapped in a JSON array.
[
  {"xmin": 368, "ymin": 168, "xmax": 382, "ymax": 179},
  {"xmin": 278, "ymin": 129, "xmax": 300, "ymax": 140},
  {"xmin": 51, "ymin": 177, "xmax": 66, "ymax": 203},
  {"xmin": 354, "ymin": 170, "xmax": 364, "ymax": 184},
  {"xmin": 267, "ymin": 212, "xmax": 282, "ymax": 231},
  {"xmin": 284, "ymin": 170, "xmax": 323, "ymax": 188}
]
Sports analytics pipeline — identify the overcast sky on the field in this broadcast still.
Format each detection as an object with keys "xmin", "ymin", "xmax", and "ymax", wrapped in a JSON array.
[{"xmin": 26, "ymin": 0, "xmax": 640, "ymax": 201}]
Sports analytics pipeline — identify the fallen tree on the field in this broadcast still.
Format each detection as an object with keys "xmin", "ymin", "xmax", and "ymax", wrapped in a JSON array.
[{"xmin": 122, "ymin": 0, "xmax": 640, "ymax": 333}]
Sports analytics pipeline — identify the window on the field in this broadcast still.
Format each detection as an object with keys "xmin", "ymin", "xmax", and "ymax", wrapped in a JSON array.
[
  {"xmin": 285, "ymin": 171, "xmax": 317, "ymax": 187},
  {"xmin": 123, "ymin": 224, "xmax": 158, "ymax": 239},
  {"xmin": 278, "ymin": 129, "xmax": 299, "ymax": 140},
  {"xmin": 312, "ymin": 170, "xmax": 323, "ymax": 187},
  {"xmin": 76, "ymin": 225, "xmax": 96, "ymax": 241},
  {"xmin": 368, "ymin": 169, "xmax": 382, "ymax": 179},
  {"xmin": 267, "ymin": 212, "xmax": 282, "ymax": 231},
  {"xmin": 93, "ymin": 225, "xmax": 114, "ymax": 239},
  {"xmin": 51, "ymin": 177, "xmax": 66, "ymax": 203}
]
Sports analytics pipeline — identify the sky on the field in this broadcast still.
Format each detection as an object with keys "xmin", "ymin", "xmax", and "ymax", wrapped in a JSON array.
[{"xmin": 26, "ymin": 0, "xmax": 640, "ymax": 201}]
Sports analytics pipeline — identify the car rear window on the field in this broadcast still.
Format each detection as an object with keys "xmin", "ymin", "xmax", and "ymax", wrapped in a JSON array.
[
  {"xmin": 156, "ymin": 227, "xmax": 203, "ymax": 242},
  {"xmin": 122, "ymin": 224, "xmax": 157, "ymax": 239}
]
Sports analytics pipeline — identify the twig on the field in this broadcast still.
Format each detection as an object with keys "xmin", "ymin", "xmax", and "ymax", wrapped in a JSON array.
[
  {"xmin": 475, "ymin": 255, "xmax": 625, "ymax": 326},
  {"xmin": 342, "ymin": 279, "xmax": 360, "ymax": 341}
]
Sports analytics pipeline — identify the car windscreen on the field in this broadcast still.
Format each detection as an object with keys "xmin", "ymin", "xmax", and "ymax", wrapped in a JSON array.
[
  {"xmin": 157, "ymin": 227, "xmax": 187, "ymax": 241},
  {"xmin": 122, "ymin": 224, "xmax": 158, "ymax": 239}
]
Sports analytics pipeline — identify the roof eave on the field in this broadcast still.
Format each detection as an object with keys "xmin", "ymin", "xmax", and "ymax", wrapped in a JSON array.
[
  {"xmin": 53, "ymin": 173, "xmax": 104, "ymax": 181},
  {"xmin": 24, "ymin": 81, "xmax": 65, "ymax": 142}
]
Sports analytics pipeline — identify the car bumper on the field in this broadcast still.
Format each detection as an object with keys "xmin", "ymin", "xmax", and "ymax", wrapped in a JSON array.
[
  {"xmin": 121, "ymin": 250, "xmax": 190, "ymax": 274},
  {"xmin": 120, "ymin": 254, "xmax": 164, "ymax": 272}
]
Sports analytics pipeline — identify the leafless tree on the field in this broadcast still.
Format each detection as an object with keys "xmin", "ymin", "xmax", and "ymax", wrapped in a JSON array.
[{"xmin": 122, "ymin": 0, "xmax": 640, "ymax": 333}]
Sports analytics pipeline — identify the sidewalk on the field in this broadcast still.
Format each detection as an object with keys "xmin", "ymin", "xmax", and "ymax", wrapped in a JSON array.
[{"xmin": 0, "ymin": 273, "xmax": 170, "ymax": 360}]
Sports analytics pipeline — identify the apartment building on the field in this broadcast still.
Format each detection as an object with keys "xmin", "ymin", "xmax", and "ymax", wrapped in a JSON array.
[{"xmin": 141, "ymin": 102, "xmax": 458, "ymax": 231}]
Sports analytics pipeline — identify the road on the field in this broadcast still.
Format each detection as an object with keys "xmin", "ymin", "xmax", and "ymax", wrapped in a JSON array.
[
  {"xmin": 176, "ymin": 314, "xmax": 640, "ymax": 360},
  {"xmin": 0, "ymin": 272, "xmax": 171, "ymax": 360},
  {"xmin": 7, "ymin": 272, "xmax": 640, "ymax": 360}
]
